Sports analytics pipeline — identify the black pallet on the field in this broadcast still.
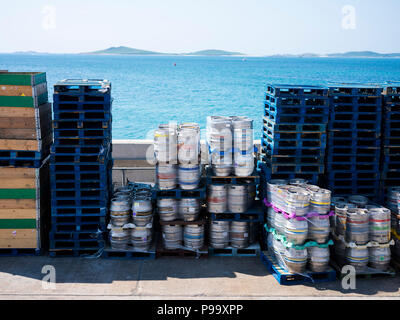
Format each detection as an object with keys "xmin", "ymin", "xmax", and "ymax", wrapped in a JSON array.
[
  {"xmin": 152, "ymin": 185, "xmax": 206, "ymax": 200},
  {"xmin": 0, "ymin": 248, "xmax": 42, "ymax": 257},
  {"xmin": 205, "ymin": 166, "xmax": 260, "ymax": 185}
]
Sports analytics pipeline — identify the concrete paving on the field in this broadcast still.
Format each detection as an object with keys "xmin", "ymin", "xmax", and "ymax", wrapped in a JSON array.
[{"xmin": 0, "ymin": 256, "xmax": 399, "ymax": 299}]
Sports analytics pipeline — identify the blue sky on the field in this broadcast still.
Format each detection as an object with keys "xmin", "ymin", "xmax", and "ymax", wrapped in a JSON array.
[{"xmin": 0, "ymin": 0, "xmax": 399, "ymax": 55}]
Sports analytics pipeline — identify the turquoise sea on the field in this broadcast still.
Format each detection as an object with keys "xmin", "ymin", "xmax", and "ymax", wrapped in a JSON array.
[{"xmin": 1, "ymin": 54, "xmax": 400, "ymax": 139}]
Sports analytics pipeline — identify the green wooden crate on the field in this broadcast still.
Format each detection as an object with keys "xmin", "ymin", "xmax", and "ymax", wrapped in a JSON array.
[
  {"xmin": 0, "ymin": 92, "xmax": 48, "ymax": 108},
  {"xmin": 0, "ymin": 189, "xmax": 36, "ymax": 199},
  {"xmin": 0, "ymin": 72, "xmax": 47, "ymax": 86},
  {"xmin": 0, "ymin": 219, "xmax": 37, "ymax": 229}
]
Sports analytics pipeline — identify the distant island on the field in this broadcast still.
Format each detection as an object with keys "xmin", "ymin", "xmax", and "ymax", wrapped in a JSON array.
[
  {"xmin": 82, "ymin": 46, "xmax": 243, "ymax": 56},
  {"xmin": 5, "ymin": 48, "xmax": 400, "ymax": 58}
]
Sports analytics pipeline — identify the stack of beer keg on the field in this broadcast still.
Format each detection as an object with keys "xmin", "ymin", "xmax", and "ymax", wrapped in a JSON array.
[
  {"xmin": 108, "ymin": 183, "xmax": 154, "ymax": 251},
  {"xmin": 331, "ymin": 195, "xmax": 393, "ymax": 272},
  {"xmin": 154, "ymin": 122, "xmax": 206, "ymax": 251},
  {"xmin": 265, "ymin": 180, "xmax": 333, "ymax": 274}
]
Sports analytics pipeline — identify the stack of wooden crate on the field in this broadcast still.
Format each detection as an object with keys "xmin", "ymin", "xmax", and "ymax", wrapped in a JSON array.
[{"xmin": 0, "ymin": 71, "xmax": 52, "ymax": 254}]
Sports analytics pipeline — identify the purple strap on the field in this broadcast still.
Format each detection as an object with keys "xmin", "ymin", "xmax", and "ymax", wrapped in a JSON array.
[{"xmin": 263, "ymin": 199, "xmax": 334, "ymax": 221}]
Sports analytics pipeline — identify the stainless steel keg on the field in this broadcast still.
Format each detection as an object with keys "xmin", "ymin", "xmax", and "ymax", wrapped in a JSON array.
[
  {"xmin": 208, "ymin": 184, "xmax": 228, "ymax": 213},
  {"xmin": 228, "ymin": 184, "xmax": 248, "ymax": 213},
  {"xmin": 284, "ymin": 247, "xmax": 308, "ymax": 274},
  {"xmin": 162, "ymin": 225, "xmax": 183, "ymax": 249},
  {"xmin": 369, "ymin": 207, "xmax": 391, "ymax": 244},
  {"xmin": 184, "ymin": 224, "xmax": 205, "ymax": 250},
  {"xmin": 209, "ymin": 220, "xmax": 230, "ymax": 249},
  {"xmin": 156, "ymin": 164, "xmax": 178, "ymax": 190},
  {"xmin": 308, "ymin": 247, "xmax": 330, "ymax": 273},
  {"xmin": 178, "ymin": 198, "xmax": 200, "ymax": 221},
  {"xmin": 178, "ymin": 163, "xmax": 200, "ymax": 190},
  {"xmin": 157, "ymin": 198, "xmax": 178, "ymax": 222},
  {"xmin": 346, "ymin": 208, "xmax": 370, "ymax": 245},
  {"xmin": 284, "ymin": 218, "xmax": 308, "ymax": 245},
  {"xmin": 369, "ymin": 246, "xmax": 391, "ymax": 271},
  {"xmin": 230, "ymin": 221, "xmax": 249, "ymax": 248}
]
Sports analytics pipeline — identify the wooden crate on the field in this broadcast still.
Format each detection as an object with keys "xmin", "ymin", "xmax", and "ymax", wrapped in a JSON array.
[
  {"xmin": 0, "ymin": 162, "xmax": 50, "ymax": 250},
  {"xmin": 0, "ymin": 72, "xmax": 47, "ymax": 87},
  {"xmin": 0, "ymin": 103, "xmax": 52, "ymax": 140}
]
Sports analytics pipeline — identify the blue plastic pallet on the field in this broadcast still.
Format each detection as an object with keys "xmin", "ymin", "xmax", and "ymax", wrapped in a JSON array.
[
  {"xmin": 326, "ymin": 179, "xmax": 380, "ymax": 189},
  {"xmin": 210, "ymin": 212, "xmax": 264, "ymax": 222},
  {"xmin": 264, "ymin": 96, "xmax": 328, "ymax": 109},
  {"xmin": 325, "ymin": 171, "xmax": 380, "ymax": 181},
  {"xmin": 50, "ymin": 161, "xmax": 112, "ymax": 173},
  {"xmin": 54, "ymin": 79, "xmax": 111, "ymax": 92},
  {"xmin": 263, "ymin": 117, "xmax": 327, "ymax": 133},
  {"xmin": 205, "ymin": 167, "xmax": 259, "ymax": 185},
  {"xmin": 266, "ymin": 84, "xmax": 329, "ymax": 98},
  {"xmin": 54, "ymin": 129, "xmax": 112, "ymax": 140},
  {"xmin": 53, "ymin": 111, "xmax": 112, "ymax": 122},
  {"xmin": 51, "ymin": 197, "xmax": 109, "ymax": 208},
  {"xmin": 326, "ymin": 137, "xmax": 381, "ymax": 148},
  {"xmin": 328, "ymin": 85, "xmax": 382, "ymax": 97},
  {"xmin": 329, "ymin": 112, "xmax": 381, "ymax": 123},
  {"xmin": 259, "ymin": 162, "xmax": 324, "ymax": 175},
  {"xmin": 50, "ymin": 179, "xmax": 110, "ymax": 191},
  {"xmin": 263, "ymin": 127, "xmax": 326, "ymax": 141},
  {"xmin": 152, "ymin": 185, "xmax": 206, "ymax": 200},
  {"xmin": 265, "ymin": 109, "xmax": 329, "ymax": 125},
  {"xmin": 261, "ymin": 147, "xmax": 325, "ymax": 158},
  {"xmin": 0, "ymin": 248, "xmax": 42, "ymax": 257},
  {"xmin": 49, "ymin": 249, "xmax": 102, "ymax": 258},
  {"xmin": 0, "ymin": 158, "xmax": 43, "ymax": 168},
  {"xmin": 53, "ymin": 119, "xmax": 111, "ymax": 130},
  {"xmin": 209, "ymin": 243, "xmax": 261, "ymax": 257},
  {"xmin": 326, "ymin": 162, "xmax": 380, "ymax": 172},
  {"xmin": 51, "ymin": 206, "xmax": 108, "ymax": 217},
  {"xmin": 51, "ymin": 144, "xmax": 110, "ymax": 156},
  {"xmin": 53, "ymin": 93, "xmax": 111, "ymax": 103},
  {"xmin": 262, "ymin": 136, "xmax": 326, "ymax": 150},
  {"xmin": 327, "ymin": 130, "xmax": 380, "ymax": 140},
  {"xmin": 326, "ymin": 154, "xmax": 379, "ymax": 163},
  {"xmin": 53, "ymin": 103, "xmax": 112, "ymax": 114},
  {"xmin": 328, "ymin": 121, "xmax": 381, "ymax": 131},
  {"xmin": 261, "ymin": 153, "xmax": 324, "ymax": 165},
  {"xmin": 325, "ymin": 146, "xmax": 380, "ymax": 157},
  {"xmin": 51, "ymin": 222, "xmax": 107, "ymax": 233},
  {"xmin": 257, "ymin": 161, "xmax": 320, "ymax": 184},
  {"xmin": 51, "ymin": 214, "xmax": 106, "ymax": 225},
  {"xmin": 260, "ymin": 251, "xmax": 337, "ymax": 285}
]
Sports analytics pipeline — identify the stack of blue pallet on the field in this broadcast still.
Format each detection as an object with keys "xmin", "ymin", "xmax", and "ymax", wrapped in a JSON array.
[
  {"xmin": 258, "ymin": 84, "xmax": 329, "ymax": 196},
  {"xmin": 49, "ymin": 79, "xmax": 113, "ymax": 257},
  {"xmin": 381, "ymin": 83, "xmax": 400, "ymax": 202},
  {"xmin": 325, "ymin": 84, "xmax": 382, "ymax": 201}
]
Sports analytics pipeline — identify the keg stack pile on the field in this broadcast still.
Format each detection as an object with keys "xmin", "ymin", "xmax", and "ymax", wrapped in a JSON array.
[
  {"xmin": 153, "ymin": 123, "xmax": 207, "ymax": 256},
  {"xmin": 263, "ymin": 180, "xmax": 335, "ymax": 275},
  {"xmin": 0, "ymin": 72, "xmax": 52, "ymax": 254},
  {"xmin": 331, "ymin": 195, "xmax": 394, "ymax": 273},
  {"xmin": 258, "ymin": 84, "xmax": 329, "ymax": 199},
  {"xmin": 325, "ymin": 84, "xmax": 383, "ymax": 202},
  {"xmin": 104, "ymin": 183, "xmax": 155, "ymax": 258},
  {"xmin": 49, "ymin": 80, "xmax": 113, "ymax": 257},
  {"xmin": 206, "ymin": 116, "xmax": 262, "ymax": 255}
]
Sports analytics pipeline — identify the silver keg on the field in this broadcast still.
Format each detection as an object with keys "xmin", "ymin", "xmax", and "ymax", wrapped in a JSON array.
[
  {"xmin": 284, "ymin": 218, "xmax": 308, "ymax": 245},
  {"xmin": 184, "ymin": 224, "xmax": 205, "ymax": 250},
  {"xmin": 387, "ymin": 187, "xmax": 400, "ymax": 212},
  {"xmin": 109, "ymin": 226, "xmax": 130, "ymax": 250},
  {"xmin": 178, "ymin": 198, "xmax": 200, "ymax": 221},
  {"xmin": 157, "ymin": 198, "xmax": 178, "ymax": 222},
  {"xmin": 178, "ymin": 123, "xmax": 200, "ymax": 164},
  {"xmin": 308, "ymin": 215, "xmax": 330, "ymax": 244},
  {"xmin": 156, "ymin": 164, "xmax": 178, "ymax": 190},
  {"xmin": 162, "ymin": 225, "xmax": 183, "ymax": 249},
  {"xmin": 266, "ymin": 179, "xmax": 287, "ymax": 203},
  {"xmin": 308, "ymin": 187, "xmax": 331, "ymax": 215},
  {"xmin": 284, "ymin": 186, "xmax": 311, "ymax": 216},
  {"xmin": 230, "ymin": 221, "xmax": 249, "ymax": 248},
  {"xmin": 154, "ymin": 124, "xmax": 178, "ymax": 163},
  {"xmin": 233, "ymin": 152, "xmax": 254, "ymax": 177},
  {"xmin": 346, "ymin": 247, "xmax": 369, "ymax": 272},
  {"xmin": 348, "ymin": 195, "xmax": 369, "ymax": 208},
  {"xmin": 289, "ymin": 178, "xmax": 308, "ymax": 186},
  {"xmin": 335, "ymin": 202, "xmax": 356, "ymax": 236},
  {"xmin": 346, "ymin": 208, "xmax": 370, "ymax": 245},
  {"xmin": 231, "ymin": 116, "xmax": 253, "ymax": 152},
  {"xmin": 274, "ymin": 212, "xmax": 286, "ymax": 235},
  {"xmin": 208, "ymin": 184, "xmax": 228, "ymax": 213},
  {"xmin": 369, "ymin": 207, "xmax": 391, "ymax": 244},
  {"xmin": 132, "ymin": 197, "xmax": 153, "ymax": 227},
  {"xmin": 131, "ymin": 225, "xmax": 153, "ymax": 251},
  {"xmin": 369, "ymin": 246, "xmax": 391, "ymax": 271},
  {"xmin": 110, "ymin": 197, "xmax": 131, "ymax": 227},
  {"xmin": 228, "ymin": 184, "xmax": 248, "ymax": 213},
  {"xmin": 284, "ymin": 247, "xmax": 308, "ymax": 274},
  {"xmin": 211, "ymin": 153, "xmax": 233, "ymax": 177},
  {"xmin": 178, "ymin": 163, "xmax": 200, "ymax": 190},
  {"xmin": 308, "ymin": 247, "xmax": 330, "ymax": 273},
  {"xmin": 209, "ymin": 220, "xmax": 230, "ymax": 249}
]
